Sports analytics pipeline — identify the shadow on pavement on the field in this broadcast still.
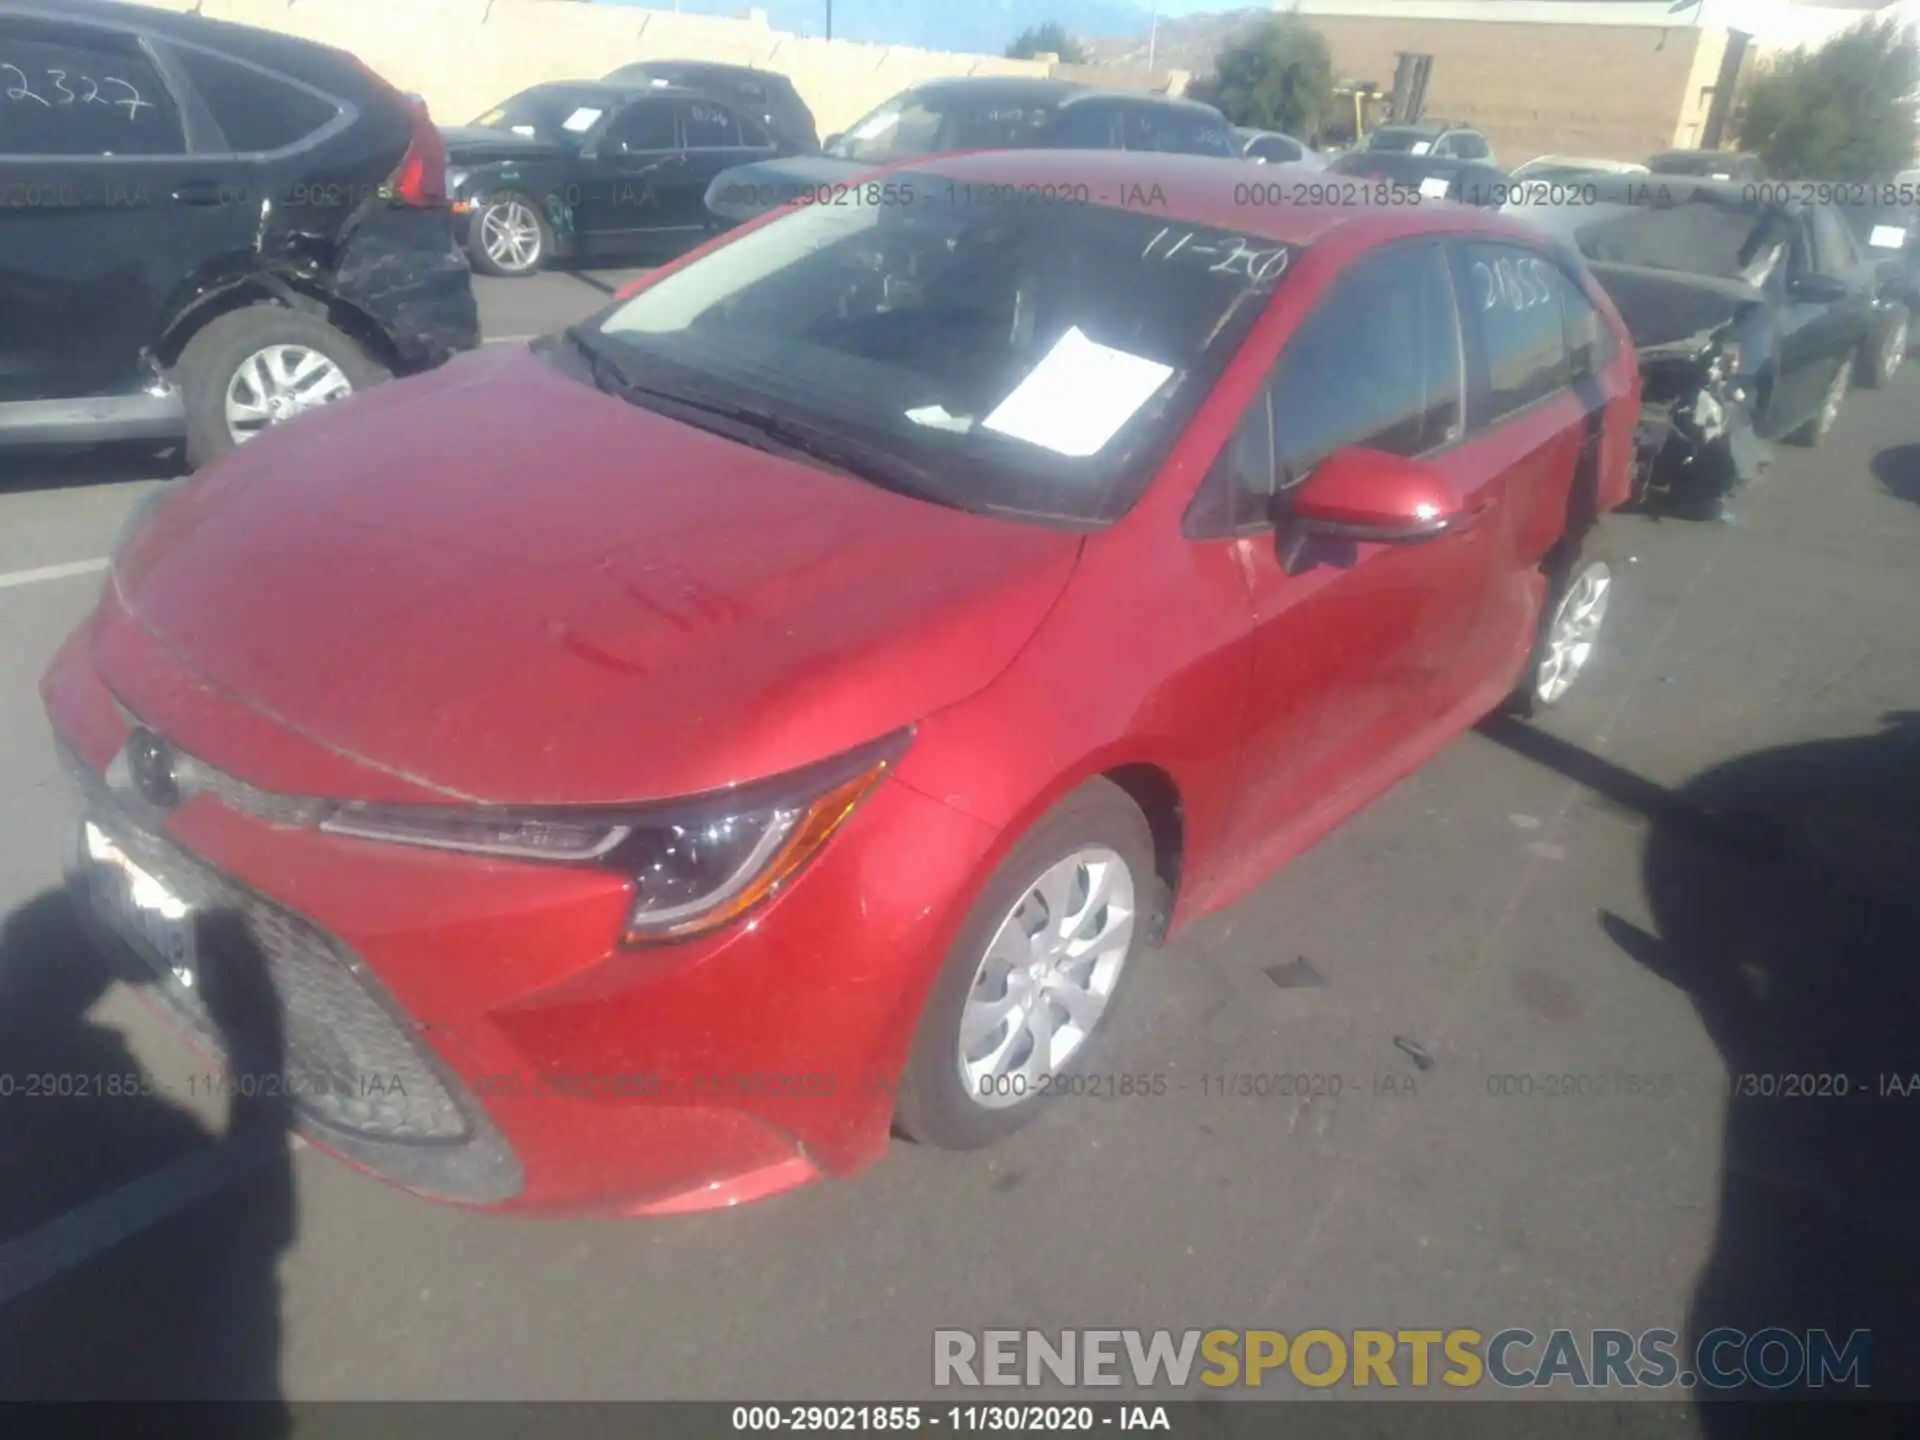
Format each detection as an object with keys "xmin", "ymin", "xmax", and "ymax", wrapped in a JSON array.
[
  {"xmin": 1483, "ymin": 713, "xmax": 1920, "ymax": 1423},
  {"xmin": 0, "ymin": 885, "xmax": 294, "ymax": 1425},
  {"xmin": 1869, "ymin": 444, "xmax": 1920, "ymax": 507},
  {"xmin": 0, "ymin": 443, "xmax": 187, "ymax": 495}
]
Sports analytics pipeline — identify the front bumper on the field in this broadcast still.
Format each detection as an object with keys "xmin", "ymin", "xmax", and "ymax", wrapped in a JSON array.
[{"xmin": 42, "ymin": 603, "xmax": 998, "ymax": 1215}]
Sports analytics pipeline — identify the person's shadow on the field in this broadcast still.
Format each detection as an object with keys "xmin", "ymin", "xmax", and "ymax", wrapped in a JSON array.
[
  {"xmin": 0, "ymin": 884, "xmax": 295, "ymax": 1426},
  {"xmin": 1485, "ymin": 712, "xmax": 1920, "ymax": 1426}
]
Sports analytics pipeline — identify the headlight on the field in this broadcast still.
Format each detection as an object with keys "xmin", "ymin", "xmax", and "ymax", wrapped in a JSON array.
[{"xmin": 318, "ymin": 730, "xmax": 910, "ymax": 943}]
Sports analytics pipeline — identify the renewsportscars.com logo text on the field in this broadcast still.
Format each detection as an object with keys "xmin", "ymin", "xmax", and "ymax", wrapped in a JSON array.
[{"xmin": 933, "ymin": 1328, "xmax": 1871, "ymax": 1391}]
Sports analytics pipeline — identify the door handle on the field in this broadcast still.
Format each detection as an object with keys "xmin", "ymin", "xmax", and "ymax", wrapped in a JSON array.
[{"xmin": 170, "ymin": 179, "xmax": 228, "ymax": 207}]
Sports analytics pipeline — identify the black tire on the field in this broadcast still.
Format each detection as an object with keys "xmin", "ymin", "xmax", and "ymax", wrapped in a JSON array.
[
  {"xmin": 176, "ymin": 306, "xmax": 389, "ymax": 472},
  {"xmin": 1788, "ymin": 356, "xmax": 1852, "ymax": 447},
  {"xmin": 1508, "ymin": 519, "xmax": 1619, "ymax": 719},
  {"xmin": 466, "ymin": 192, "xmax": 551, "ymax": 278},
  {"xmin": 892, "ymin": 779, "xmax": 1158, "ymax": 1150},
  {"xmin": 1858, "ymin": 304, "xmax": 1909, "ymax": 389}
]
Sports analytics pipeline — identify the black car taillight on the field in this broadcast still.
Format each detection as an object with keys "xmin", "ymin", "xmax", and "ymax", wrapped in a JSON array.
[{"xmin": 390, "ymin": 95, "xmax": 448, "ymax": 207}]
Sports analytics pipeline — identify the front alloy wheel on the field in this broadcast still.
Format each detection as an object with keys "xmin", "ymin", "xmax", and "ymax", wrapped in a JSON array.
[
  {"xmin": 959, "ymin": 847, "xmax": 1136, "ymax": 1109},
  {"xmin": 892, "ymin": 778, "xmax": 1157, "ymax": 1150}
]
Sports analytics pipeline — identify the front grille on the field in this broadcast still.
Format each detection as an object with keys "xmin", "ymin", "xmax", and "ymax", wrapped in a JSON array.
[{"xmin": 61, "ymin": 743, "xmax": 524, "ymax": 1203}]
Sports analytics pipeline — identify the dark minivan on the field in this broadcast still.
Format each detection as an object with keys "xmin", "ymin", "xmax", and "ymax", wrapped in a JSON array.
[{"xmin": 0, "ymin": 0, "xmax": 478, "ymax": 471}]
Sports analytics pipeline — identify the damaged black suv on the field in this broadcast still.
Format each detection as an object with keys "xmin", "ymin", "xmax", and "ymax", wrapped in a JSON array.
[{"xmin": 0, "ymin": 0, "xmax": 479, "ymax": 471}]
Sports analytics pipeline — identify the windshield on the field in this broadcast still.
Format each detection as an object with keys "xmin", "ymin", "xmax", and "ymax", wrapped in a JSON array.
[
  {"xmin": 470, "ymin": 88, "xmax": 607, "ymax": 146},
  {"xmin": 827, "ymin": 93, "xmax": 1057, "ymax": 164},
  {"xmin": 581, "ymin": 174, "xmax": 1293, "ymax": 524}
]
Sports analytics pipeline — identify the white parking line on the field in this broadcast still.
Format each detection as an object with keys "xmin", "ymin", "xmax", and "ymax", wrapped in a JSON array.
[
  {"xmin": 0, "ymin": 1127, "xmax": 284, "ymax": 1310},
  {"xmin": 482, "ymin": 334, "xmax": 538, "ymax": 345},
  {"xmin": 0, "ymin": 558, "xmax": 109, "ymax": 591}
]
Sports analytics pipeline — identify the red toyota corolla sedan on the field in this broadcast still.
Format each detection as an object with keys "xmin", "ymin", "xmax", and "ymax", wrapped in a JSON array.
[{"xmin": 43, "ymin": 151, "xmax": 1637, "ymax": 1216}]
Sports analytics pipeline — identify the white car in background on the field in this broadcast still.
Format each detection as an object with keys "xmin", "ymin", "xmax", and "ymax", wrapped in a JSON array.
[
  {"xmin": 1234, "ymin": 127, "xmax": 1327, "ymax": 168},
  {"xmin": 1512, "ymin": 155, "xmax": 1651, "ymax": 182}
]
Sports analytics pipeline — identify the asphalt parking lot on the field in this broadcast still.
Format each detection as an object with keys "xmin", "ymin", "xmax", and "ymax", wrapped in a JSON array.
[{"xmin": 1, "ymin": 265, "xmax": 1917, "ymax": 1412}]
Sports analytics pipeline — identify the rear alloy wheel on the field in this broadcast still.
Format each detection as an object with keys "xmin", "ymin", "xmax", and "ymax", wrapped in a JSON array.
[
  {"xmin": 893, "ymin": 780, "xmax": 1156, "ymax": 1149},
  {"xmin": 1793, "ymin": 357, "xmax": 1852, "ymax": 446},
  {"xmin": 1511, "ymin": 522, "xmax": 1616, "ymax": 716},
  {"xmin": 176, "ymin": 306, "xmax": 390, "ymax": 471},
  {"xmin": 469, "ymin": 194, "xmax": 549, "ymax": 278},
  {"xmin": 1534, "ymin": 556, "xmax": 1612, "ymax": 706},
  {"xmin": 1860, "ymin": 305, "xmax": 1909, "ymax": 389}
]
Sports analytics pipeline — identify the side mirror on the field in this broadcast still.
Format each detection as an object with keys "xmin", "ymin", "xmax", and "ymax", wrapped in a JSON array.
[
  {"xmin": 1789, "ymin": 272, "xmax": 1849, "ymax": 304},
  {"xmin": 1276, "ymin": 448, "xmax": 1476, "ymax": 573}
]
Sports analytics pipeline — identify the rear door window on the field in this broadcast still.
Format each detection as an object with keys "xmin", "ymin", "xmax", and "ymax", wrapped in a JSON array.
[
  {"xmin": 679, "ymin": 99, "xmax": 741, "ymax": 149},
  {"xmin": 1456, "ymin": 241, "xmax": 1572, "ymax": 423},
  {"xmin": 1558, "ymin": 269, "xmax": 1616, "ymax": 381},
  {"xmin": 170, "ymin": 43, "xmax": 338, "ymax": 153},
  {"xmin": 0, "ymin": 25, "xmax": 185, "ymax": 156},
  {"xmin": 1452, "ymin": 132, "xmax": 1490, "ymax": 160}
]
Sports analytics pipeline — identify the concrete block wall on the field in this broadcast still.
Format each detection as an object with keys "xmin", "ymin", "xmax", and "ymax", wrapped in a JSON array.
[{"xmin": 128, "ymin": 0, "xmax": 1058, "ymax": 136}]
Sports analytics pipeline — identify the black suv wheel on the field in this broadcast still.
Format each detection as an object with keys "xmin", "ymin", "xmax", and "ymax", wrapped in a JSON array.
[{"xmin": 176, "ymin": 306, "xmax": 390, "ymax": 471}]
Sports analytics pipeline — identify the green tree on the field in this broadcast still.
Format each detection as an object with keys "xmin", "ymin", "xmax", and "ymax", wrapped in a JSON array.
[
  {"xmin": 1738, "ymin": 18, "xmax": 1920, "ymax": 179},
  {"xmin": 1189, "ymin": 11, "xmax": 1335, "ymax": 136},
  {"xmin": 1006, "ymin": 23, "xmax": 1087, "ymax": 63}
]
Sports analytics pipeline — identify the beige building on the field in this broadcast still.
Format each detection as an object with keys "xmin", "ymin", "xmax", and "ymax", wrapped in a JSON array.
[{"xmin": 1289, "ymin": 0, "xmax": 1902, "ymax": 165}]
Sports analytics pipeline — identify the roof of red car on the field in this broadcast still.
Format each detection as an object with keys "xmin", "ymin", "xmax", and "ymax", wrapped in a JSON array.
[{"xmin": 899, "ymin": 149, "xmax": 1533, "ymax": 250}]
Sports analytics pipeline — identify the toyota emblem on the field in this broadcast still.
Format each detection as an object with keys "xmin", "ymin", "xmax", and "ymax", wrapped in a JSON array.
[{"xmin": 125, "ymin": 728, "xmax": 181, "ymax": 809}]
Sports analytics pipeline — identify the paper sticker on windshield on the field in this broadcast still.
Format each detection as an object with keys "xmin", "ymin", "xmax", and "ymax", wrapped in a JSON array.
[
  {"xmin": 510, "ymin": 125, "xmax": 536, "ymax": 138},
  {"xmin": 982, "ymin": 328, "xmax": 1174, "ymax": 459},
  {"xmin": 1418, "ymin": 175, "xmax": 1451, "ymax": 198},
  {"xmin": 849, "ymin": 110, "xmax": 900, "ymax": 141},
  {"xmin": 562, "ymin": 107, "xmax": 604, "ymax": 133},
  {"xmin": 1870, "ymin": 223, "xmax": 1908, "ymax": 249},
  {"xmin": 1410, "ymin": 141, "xmax": 1433, "ymax": 155}
]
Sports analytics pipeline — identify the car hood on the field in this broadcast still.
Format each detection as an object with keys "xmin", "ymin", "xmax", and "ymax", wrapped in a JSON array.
[
  {"xmin": 441, "ymin": 125, "xmax": 569, "ymax": 164},
  {"xmin": 706, "ymin": 153, "xmax": 866, "ymax": 220},
  {"xmin": 1589, "ymin": 262, "xmax": 1762, "ymax": 352},
  {"xmin": 111, "ymin": 346, "xmax": 1082, "ymax": 806}
]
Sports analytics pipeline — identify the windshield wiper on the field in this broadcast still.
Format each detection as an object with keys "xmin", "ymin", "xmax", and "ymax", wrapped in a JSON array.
[{"xmin": 559, "ymin": 327, "xmax": 958, "ymax": 508}]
